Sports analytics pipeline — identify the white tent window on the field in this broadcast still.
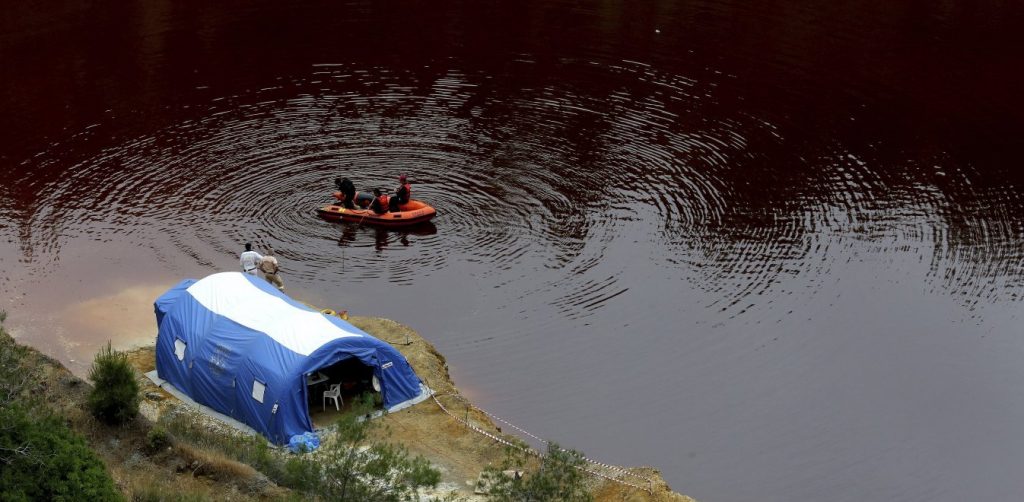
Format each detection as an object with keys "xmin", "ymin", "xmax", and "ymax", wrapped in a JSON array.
[
  {"xmin": 252, "ymin": 380, "xmax": 266, "ymax": 403},
  {"xmin": 173, "ymin": 339, "xmax": 187, "ymax": 361}
]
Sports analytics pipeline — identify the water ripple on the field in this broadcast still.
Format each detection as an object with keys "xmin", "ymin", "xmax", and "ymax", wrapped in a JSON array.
[{"xmin": 10, "ymin": 59, "xmax": 1023, "ymax": 326}]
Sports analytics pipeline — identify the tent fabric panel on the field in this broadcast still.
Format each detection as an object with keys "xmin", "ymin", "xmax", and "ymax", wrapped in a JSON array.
[
  {"xmin": 372, "ymin": 347, "xmax": 424, "ymax": 409},
  {"xmin": 186, "ymin": 273, "xmax": 361, "ymax": 356},
  {"xmin": 154, "ymin": 279, "xmax": 208, "ymax": 400},
  {"xmin": 233, "ymin": 336, "xmax": 309, "ymax": 442},
  {"xmin": 270, "ymin": 374, "xmax": 310, "ymax": 444},
  {"xmin": 186, "ymin": 316, "xmax": 253, "ymax": 418},
  {"xmin": 232, "ymin": 365, "xmax": 304, "ymax": 444},
  {"xmin": 154, "ymin": 313, "xmax": 192, "ymax": 397},
  {"xmin": 154, "ymin": 279, "xmax": 196, "ymax": 327}
]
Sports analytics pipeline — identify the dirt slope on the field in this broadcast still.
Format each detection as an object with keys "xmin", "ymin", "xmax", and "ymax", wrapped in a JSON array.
[
  {"xmin": 7, "ymin": 315, "xmax": 693, "ymax": 501},
  {"xmin": 343, "ymin": 316, "xmax": 694, "ymax": 502}
]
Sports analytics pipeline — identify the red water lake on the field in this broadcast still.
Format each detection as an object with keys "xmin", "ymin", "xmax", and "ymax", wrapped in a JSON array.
[{"xmin": 2, "ymin": 2, "xmax": 1023, "ymax": 500}]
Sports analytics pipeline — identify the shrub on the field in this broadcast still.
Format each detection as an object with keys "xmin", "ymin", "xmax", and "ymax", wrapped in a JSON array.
[
  {"xmin": 482, "ymin": 441, "xmax": 592, "ymax": 502},
  {"xmin": 1, "ymin": 326, "xmax": 120, "ymax": 500},
  {"xmin": 146, "ymin": 426, "xmax": 170, "ymax": 452},
  {"xmin": 1, "ymin": 329, "xmax": 33, "ymax": 407},
  {"xmin": 315, "ymin": 393, "xmax": 442, "ymax": 501},
  {"xmin": 87, "ymin": 341, "xmax": 140, "ymax": 425},
  {"xmin": 0, "ymin": 402, "xmax": 122, "ymax": 501}
]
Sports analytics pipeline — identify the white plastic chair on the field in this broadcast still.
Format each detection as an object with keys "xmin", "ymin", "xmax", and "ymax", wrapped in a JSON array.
[{"xmin": 323, "ymin": 383, "xmax": 342, "ymax": 411}]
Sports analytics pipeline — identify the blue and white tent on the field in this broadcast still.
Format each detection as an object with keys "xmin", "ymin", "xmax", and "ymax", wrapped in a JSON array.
[{"xmin": 154, "ymin": 272, "xmax": 430, "ymax": 444}]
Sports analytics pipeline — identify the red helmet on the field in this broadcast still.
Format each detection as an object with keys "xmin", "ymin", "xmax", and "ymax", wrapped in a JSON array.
[{"xmin": 399, "ymin": 174, "xmax": 407, "ymax": 182}]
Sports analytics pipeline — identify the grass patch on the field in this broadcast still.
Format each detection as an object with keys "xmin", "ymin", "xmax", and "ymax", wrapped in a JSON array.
[{"xmin": 159, "ymin": 394, "xmax": 443, "ymax": 501}]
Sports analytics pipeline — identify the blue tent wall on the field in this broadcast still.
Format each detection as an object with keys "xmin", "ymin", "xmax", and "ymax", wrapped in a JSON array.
[{"xmin": 154, "ymin": 272, "xmax": 426, "ymax": 444}]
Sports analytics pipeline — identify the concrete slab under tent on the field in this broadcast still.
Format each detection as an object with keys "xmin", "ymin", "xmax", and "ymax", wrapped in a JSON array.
[{"xmin": 152, "ymin": 272, "xmax": 432, "ymax": 444}]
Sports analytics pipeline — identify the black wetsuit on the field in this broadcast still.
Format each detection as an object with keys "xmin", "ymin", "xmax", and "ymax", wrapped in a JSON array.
[
  {"xmin": 390, "ymin": 184, "xmax": 410, "ymax": 211},
  {"xmin": 336, "ymin": 178, "xmax": 356, "ymax": 209}
]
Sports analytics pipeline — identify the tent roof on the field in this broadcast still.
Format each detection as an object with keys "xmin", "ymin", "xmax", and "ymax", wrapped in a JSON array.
[{"xmin": 186, "ymin": 272, "xmax": 363, "ymax": 356}]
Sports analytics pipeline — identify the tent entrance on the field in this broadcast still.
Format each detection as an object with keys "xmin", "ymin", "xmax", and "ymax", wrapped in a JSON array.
[{"xmin": 307, "ymin": 357, "xmax": 382, "ymax": 428}]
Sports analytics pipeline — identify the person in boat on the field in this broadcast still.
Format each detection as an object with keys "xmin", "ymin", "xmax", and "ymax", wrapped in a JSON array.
[
  {"xmin": 334, "ymin": 177, "xmax": 356, "ymax": 209},
  {"xmin": 369, "ymin": 188, "xmax": 390, "ymax": 214},
  {"xmin": 239, "ymin": 242, "xmax": 263, "ymax": 276},
  {"xmin": 258, "ymin": 249, "xmax": 284, "ymax": 292},
  {"xmin": 390, "ymin": 173, "xmax": 411, "ymax": 212}
]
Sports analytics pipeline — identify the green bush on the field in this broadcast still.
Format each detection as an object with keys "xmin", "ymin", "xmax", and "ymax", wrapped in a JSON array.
[
  {"xmin": 0, "ymin": 403, "xmax": 122, "ymax": 501},
  {"xmin": 481, "ymin": 441, "xmax": 592, "ymax": 502},
  {"xmin": 314, "ymin": 394, "xmax": 441, "ymax": 501},
  {"xmin": 1, "ymin": 326, "xmax": 120, "ymax": 500},
  {"xmin": 146, "ymin": 426, "xmax": 170, "ymax": 452},
  {"xmin": 87, "ymin": 341, "xmax": 140, "ymax": 425}
]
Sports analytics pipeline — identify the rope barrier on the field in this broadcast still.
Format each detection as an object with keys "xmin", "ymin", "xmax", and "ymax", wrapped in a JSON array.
[
  {"xmin": 431, "ymin": 393, "xmax": 529, "ymax": 451},
  {"xmin": 430, "ymin": 393, "xmax": 655, "ymax": 494},
  {"xmin": 470, "ymin": 401, "xmax": 655, "ymax": 485},
  {"xmin": 578, "ymin": 465, "xmax": 655, "ymax": 494},
  {"xmin": 435, "ymin": 393, "xmax": 655, "ymax": 486}
]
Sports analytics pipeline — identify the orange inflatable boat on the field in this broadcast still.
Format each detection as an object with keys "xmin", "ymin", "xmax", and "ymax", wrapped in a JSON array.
[{"xmin": 317, "ymin": 192, "xmax": 436, "ymax": 228}]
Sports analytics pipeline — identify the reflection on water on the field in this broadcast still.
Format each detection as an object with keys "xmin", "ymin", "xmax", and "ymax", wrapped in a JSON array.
[
  {"xmin": 335, "ymin": 222, "xmax": 439, "ymax": 252},
  {"xmin": 2, "ymin": 2, "xmax": 1023, "ymax": 501}
]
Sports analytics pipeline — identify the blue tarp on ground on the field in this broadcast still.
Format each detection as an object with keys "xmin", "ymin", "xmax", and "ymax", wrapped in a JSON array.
[{"xmin": 154, "ymin": 272, "xmax": 427, "ymax": 444}]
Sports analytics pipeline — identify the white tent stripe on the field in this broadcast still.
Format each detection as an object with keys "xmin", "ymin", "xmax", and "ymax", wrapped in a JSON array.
[{"xmin": 187, "ymin": 272, "xmax": 360, "ymax": 356}]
